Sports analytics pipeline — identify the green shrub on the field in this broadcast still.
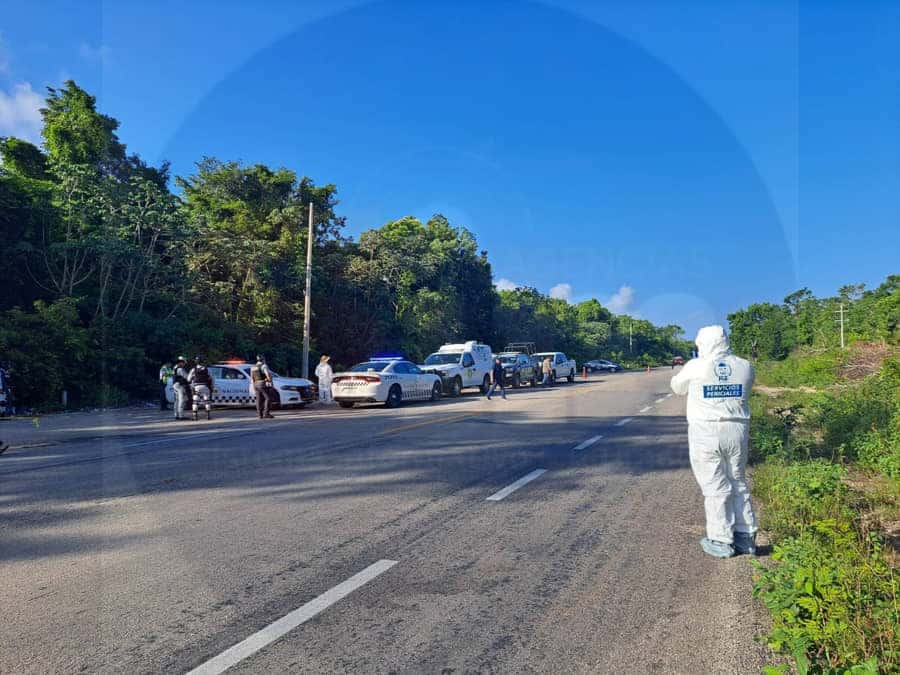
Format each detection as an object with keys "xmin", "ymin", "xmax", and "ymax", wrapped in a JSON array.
[
  {"xmin": 753, "ymin": 528, "xmax": 897, "ymax": 674},
  {"xmin": 756, "ymin": 349, "xmax": 842, "ymax": 388},
  {"xmin": 754, "ymin": 460, "xmax": 852, "ymax": 541},
  {"xmin": 807, "ymin": 369, "xmax": 899, "ymax": 465},
  {"xmin": 753, "ymin": 456, "xmax": 899, "ymax": 673}
]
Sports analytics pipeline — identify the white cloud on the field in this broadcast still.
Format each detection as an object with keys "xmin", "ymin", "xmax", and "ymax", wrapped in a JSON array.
[
  {"xmin": 0, "ymin": 82, "xmax": 43, "ymax": 142},
  {"xmin": 79, "ymin": 41, "xmax": 111, "ymax": 63},
  {"xmin": 606, "ymin": 285, "xmax": 635, "ymax": 313},
  {"xmin": 494, "ymin": 278, "xmax": 521, "ymax": 291},
  {"xmin": 549, "ymin": 283, "xmax": 573, "ymax": 302}
]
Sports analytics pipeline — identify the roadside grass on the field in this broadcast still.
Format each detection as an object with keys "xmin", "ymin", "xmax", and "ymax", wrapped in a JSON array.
[{"xmin": 750, "ymin": 356, "xmax": 900, "ymax": 674}]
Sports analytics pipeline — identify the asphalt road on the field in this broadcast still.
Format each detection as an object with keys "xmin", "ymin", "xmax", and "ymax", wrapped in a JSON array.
[{"xmin": 0, "ymin": 370, "xmax": 770, "ymax": 674}]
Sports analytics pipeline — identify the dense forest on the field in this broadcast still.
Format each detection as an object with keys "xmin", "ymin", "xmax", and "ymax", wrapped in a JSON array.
[{"xmin": 0, "ymin": 81, "xmax": 689, "ymax": 410}]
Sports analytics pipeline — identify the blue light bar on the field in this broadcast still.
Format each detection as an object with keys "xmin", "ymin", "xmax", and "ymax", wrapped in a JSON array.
[{"xmin": 369, "ymin": 352, "xmax": 405, "ymax": 362}]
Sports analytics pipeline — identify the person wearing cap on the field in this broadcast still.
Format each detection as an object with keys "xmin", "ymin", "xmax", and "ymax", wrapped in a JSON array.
[
  {"xmin": 188, "ymin": 355, "xmax": 214, "ymax": 421},
  {"xmin": 314, "ymin": 354, "xmax": 334, "ymax": 404},
  {"xmin": 172, "ymin": 356, "xmax": 191, "ymax": 421},
  {"xmin": 249, "ymin": 354, "xmax": 275, "ymax": 419}
]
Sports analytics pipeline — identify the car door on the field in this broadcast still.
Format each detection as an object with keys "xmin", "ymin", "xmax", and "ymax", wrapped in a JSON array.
[
  {"xmin": 219, "ymin": 367, "xmax": 250, "ymax": 404},
  {"xmin": 392, "ymin": 362, "xmax": 411, "ymax": 399},
  {"xmin": 407, "ymin": 362, "xmax": 428, "ymax": 399},
  {"xmin": 461, "ymin": 352, "xmax": 475, "ymax": 387}
]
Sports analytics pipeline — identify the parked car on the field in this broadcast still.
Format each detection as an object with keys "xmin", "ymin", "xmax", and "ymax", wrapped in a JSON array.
[
  {"xmin": 584, "ymin": 359, "xmax": 623, "ymax": 373},
  {"xmin": 331, "ymin": 357, "xmax": 442, "ymax": 408},
  {"xmin": 497, "ymin": 352, "xmax": 539, "ymax": 387},
  {"xmin": 419, "ymin": 341, "xmax": 493, "ymax": 396},
  {"xmin": 166, "ymin": 362, "xmax": 315, "ymax": 408},
  {"xmin": 533, "ymin": 351, "xmax": 577, "ymax": 383},
  {"xmin": 672, "ymin": 356, "xmax": 685, "ymax": 366}
]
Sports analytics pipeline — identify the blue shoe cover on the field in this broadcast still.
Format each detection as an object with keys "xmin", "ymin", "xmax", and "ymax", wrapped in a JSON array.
[
  {"xmin": 734, "ymin": 531, "xmax": 757, "ymax": 556},
  {"xmin": 700, "ymin": 537, "xmax": 735, "ymax": 558}
]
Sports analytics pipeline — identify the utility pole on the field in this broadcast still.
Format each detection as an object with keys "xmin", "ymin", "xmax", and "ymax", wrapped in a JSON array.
[
  {"xmin": 836, "ymin": 303, "xmax": 845, "ymax": 349},
  {"xmin": 302, "ymin": 202, "xmax": 314, "ymax": 379}
]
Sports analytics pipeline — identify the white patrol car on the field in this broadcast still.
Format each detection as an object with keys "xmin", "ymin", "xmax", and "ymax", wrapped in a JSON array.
[
  {"xmin": 166, "ymin": 362, "xmax": 315, "ymax": 408},
  {"xmin": 419, "ymin": 341, "xmax": 493, "ymax": 396},
  {"xmin": 331, "ymin": 357, "xmax": 442, "ymax": 409}
]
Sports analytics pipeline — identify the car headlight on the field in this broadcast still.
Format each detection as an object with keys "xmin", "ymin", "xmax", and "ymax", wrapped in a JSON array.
[{"xmin": 281, "ymin": 385, "xmax": 302, "ymax": 392}]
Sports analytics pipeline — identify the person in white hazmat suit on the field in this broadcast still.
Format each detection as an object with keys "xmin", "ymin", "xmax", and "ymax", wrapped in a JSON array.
[
  {"xmin": 315, "ymin": 354, "xmax": 334, "ymax": 404},
  {"xmin": 670, "ymin": 325, "xmax": 758, "ymax": 558}
]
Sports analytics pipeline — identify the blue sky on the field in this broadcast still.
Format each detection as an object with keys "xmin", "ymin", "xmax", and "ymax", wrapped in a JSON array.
[{"xmin": 1, "ymin": 0, "xmax": 897, "ymax": 336}]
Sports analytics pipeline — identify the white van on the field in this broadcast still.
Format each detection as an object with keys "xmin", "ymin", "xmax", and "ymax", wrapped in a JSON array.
[{"xmin": 420, "ymin": 341, "xmax": 493, "ymax": 396}]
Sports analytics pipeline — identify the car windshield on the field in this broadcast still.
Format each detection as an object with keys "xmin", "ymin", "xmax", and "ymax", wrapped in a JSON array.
[
  {"xmin": 499, "ymin": 355, "xmax": 518, "ymax": 364},
  {"xmin": 349, "ymin": 361, "xmax": 390, "ymax": 372},
  {"xmin": 424, "ymin": 352, "xmax": 461, "ymax": 365}
]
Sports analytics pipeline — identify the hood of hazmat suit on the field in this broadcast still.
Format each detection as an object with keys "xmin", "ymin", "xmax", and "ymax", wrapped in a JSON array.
[{"xmin": 670, "ymin": 325, "xmax": 754, "ymax": 423}]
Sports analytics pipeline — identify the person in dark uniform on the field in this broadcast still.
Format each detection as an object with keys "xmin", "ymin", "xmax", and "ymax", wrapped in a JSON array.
[
  {"xmin": 485, "ymin": 356, "xmax": 508, "ymax": 400},
  {"xmin": 172, "ymin": 356, "xmax": 191, "ymax": 421},
  {"xmin": 249, "ymin": 354, "xmax": 275, "ymax": 419},
  {"xmin": 188, "ymin": 356, "xmax": 214, "ymax": 421}
]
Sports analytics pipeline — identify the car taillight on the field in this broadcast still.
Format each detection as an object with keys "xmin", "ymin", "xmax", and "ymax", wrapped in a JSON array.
[{"xmin": 333, "ymin": 375, "xmax": 380, "ymax": 383}]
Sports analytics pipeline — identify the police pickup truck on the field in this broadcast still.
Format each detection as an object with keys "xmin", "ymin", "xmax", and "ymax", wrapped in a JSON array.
[{"xmin": 533, "ymin": 351, "xmax": 577, "ymax": 384}]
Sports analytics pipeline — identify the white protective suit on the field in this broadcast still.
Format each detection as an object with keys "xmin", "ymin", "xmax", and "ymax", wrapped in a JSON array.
[
  {"xmin": 671, "ymin": 325, "xmax": 757, "ymax": 545},
  {"xmin": 315, "ymin": 361, "xmax": 334, "ymax": 403}
]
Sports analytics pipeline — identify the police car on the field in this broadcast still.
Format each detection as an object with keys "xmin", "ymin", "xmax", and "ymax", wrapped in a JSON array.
[
  {"xmin": 331, "ymin": 357, "xmax": 443, "ymax": 409},
  {"xmin": 166, "ymin": 362, "xmax": 315, "ymax": 408}
]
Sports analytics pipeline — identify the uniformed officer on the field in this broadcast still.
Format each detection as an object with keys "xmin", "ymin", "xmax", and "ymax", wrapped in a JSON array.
[
  {"xmin": 158, "ymin": 362, "xmax": 174, "ymax": 411},
  {"xmin": 249, "ymin": 354, "xmax": 275, "ymax": 419},
  {"xmin": 188, "ymin": 356, "xmax": 214, "ymax": 421},
  {"xmin": 172, "ymin": 356, "xmax": 190, "ymax": 421}
]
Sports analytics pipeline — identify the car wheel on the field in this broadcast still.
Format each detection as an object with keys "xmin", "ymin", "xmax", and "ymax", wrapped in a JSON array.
[
  {"xmin": 385, "ymin": 384, "xmax": 403, "ymax": 408},
  {"xmin": 549, "ymin": 372, "xmax": 556, "ymax": 385},
  {"xmin": 430, "ymin": 381, "xmax": 442, "ymax": 402},
  {"xmin": 270, "ymin": 390, "xmax": 282, "ymax": 409},
  {"xmin": 338, "ymin": 401, "xmax": 355, "ymax": 409},
  {"xmin": 512, "ymin": 373, "xmax": 521, "ymax": 389},
  {"xmin": 480, "ymin": 374, "xmax": 490, "ymax": 394},
  {"xmin": 567, "ymin": 369, "xmax": 575, "ymax": 383},
  {"xmin": 447, "ymin": 377, "xmax": 461, "ymax": 397},
  {"xmin": 532, "ymin": 374, "xmax": 538, "ymax": 387}
]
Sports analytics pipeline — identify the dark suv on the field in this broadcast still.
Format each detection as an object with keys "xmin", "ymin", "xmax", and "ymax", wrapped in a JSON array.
[{"xmin": 498, "ymin": 352, "xmax": 539, "ymax": 387}]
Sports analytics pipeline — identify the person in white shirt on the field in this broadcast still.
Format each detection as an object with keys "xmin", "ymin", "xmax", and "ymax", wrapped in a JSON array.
[
  {"xmin": 315, "ymin": 354, "xmax": 334, "ymax": 404},
  {"xmin": 670, "ymin": 325, "xmax": 758, "ymax": 558}
]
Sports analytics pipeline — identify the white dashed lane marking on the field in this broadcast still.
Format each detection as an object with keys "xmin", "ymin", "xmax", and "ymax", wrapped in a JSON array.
[
  {"xmin": 486, "ymin": 469, "xmax": 547, "ymax": 501},
  {"xmin": 655, "ymin": 397, "xmax": 666, "ymax": 404},
  {"xmin": 614, "ymin": 417, "xmax": 633, "ymax": 427},
  {"xmin": 573, "ymin": 435, "xmax": 603, "ymax": 451},
  {"xmin": 639, "ymin": 406, "xmax": 652, "ymax": 413},
  {"xmin": 187, "ymin": 560, "xmax": 398, "ymax": 675}
]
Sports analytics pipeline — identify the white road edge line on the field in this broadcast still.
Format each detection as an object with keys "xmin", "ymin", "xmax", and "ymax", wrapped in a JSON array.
[
  {"xmin": 187, "ymin": 560, "xmax": 398, "ymax": 675},
  {"xmin": 614, "ymin": 417, "xmax": 633, "ymax": 427},
  {"xmin": 486, "ymin": 469, "xmax": 547, "ymax": 501},
  {"xmin": 573, "ymin": 435, "xmax": 603, "ymax": 451},
  {"xmin": 639, "ymin": 406, "xmax": 652, "ymax": 413},
  {"xmin": 655, "ymin": 397, "xmax": 666, "ymax": 404}
]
